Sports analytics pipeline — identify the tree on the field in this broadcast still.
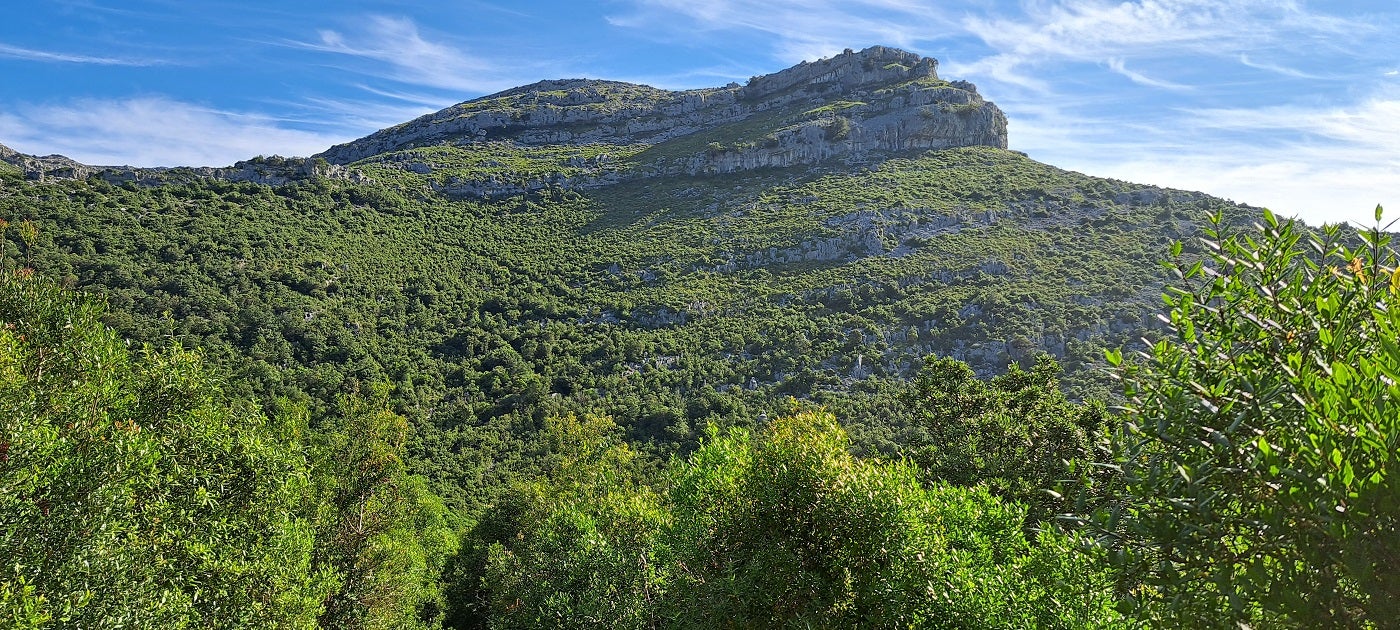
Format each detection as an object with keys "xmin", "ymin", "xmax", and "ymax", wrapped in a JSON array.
[
  {"xmin": 901, "ymin": 355, "xmax": 1109, "ymax": 525},
  {"xmin": 1094, "ymin": 208, "xmax": 1400, "ymax": 626},
  {"xmin": 665, "ymin": 410, "xmax": 1121, "ymax": 628},
  {"xmin": 0, "ymin": 271, "xmax": 331, "ymax": 628},
  {"xmin": 310, "ymin": 386, "xmax": 458, "ymax": 630},
  {"xmin": 453, "ymin": 410, "xmax": 1122, "ymax": 629},
  {"xmin": 0, "ymin": 270, "xmax": 456, "ymax": 629},
  {"xmin": 452, "ymin": 413, "xmax": 667, "ymax": 630}
]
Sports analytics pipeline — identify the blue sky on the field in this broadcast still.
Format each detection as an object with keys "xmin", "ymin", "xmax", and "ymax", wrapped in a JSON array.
[{"xmin": 1, "ymin": 0, "xmax": 1396, "ymax": 226}]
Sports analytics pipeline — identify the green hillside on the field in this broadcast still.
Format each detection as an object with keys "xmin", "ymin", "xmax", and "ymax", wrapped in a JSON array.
[
  {"xmin": 5, "ymin": 45, "xmax": 1393, "ymax": 628},
  {"xmin": 0, "ymin": 145, "xmax": 1234, "ymax": 509}
]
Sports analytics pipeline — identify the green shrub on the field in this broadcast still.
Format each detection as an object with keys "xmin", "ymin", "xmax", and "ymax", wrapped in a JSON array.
[{"xmin": 1096, "ymin": 208, "xmax": 1400, "ymax": 626}]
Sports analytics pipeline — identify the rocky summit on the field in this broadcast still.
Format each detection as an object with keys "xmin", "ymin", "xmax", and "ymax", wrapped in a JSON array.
[
  {"xmin": 2, "ymin": 46, "xmax": 1006, "ymax": 196},
  {"xmin": 315, "ymin": 46, "xmax": 1007, "ymax": 194}
]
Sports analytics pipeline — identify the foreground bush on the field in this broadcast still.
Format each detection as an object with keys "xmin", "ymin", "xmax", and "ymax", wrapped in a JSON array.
[
  {"xmin": 1097, "ymin": 209, "xmax": 1400, "ymax": 626},
  {"xmin": 0, "ymin": 271, "xmax": 329, "ymax": 627},
  {"xmin": 468, "ymin": 411, "xmax": 1123, "ymax": 629},
  {"xmin": 0, "ymin": 272, "xmax": 455, "ymax": 629}
]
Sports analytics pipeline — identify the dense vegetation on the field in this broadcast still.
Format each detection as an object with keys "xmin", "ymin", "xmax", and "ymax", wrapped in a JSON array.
[
  {"xmin": 1, "ymin": 270, "xmax": 453, "ymax": 628},
  {"xmin": 2, "ymin": 145, "xmax": 1395, "ymax": 627},
  {"xmin": 0, "ymin": 147, "xmax": 1229, "ymax": 513}
]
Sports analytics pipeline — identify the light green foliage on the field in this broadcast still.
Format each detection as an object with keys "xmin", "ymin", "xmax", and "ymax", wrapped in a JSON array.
[
  {"xmin": 353, "ymin": 142, "xmax": 648, "ymax": 192},
  {"xmin": 901, "ymin": 355, "xmax": 1110, "ymax": 525},
  {"xmin": 460, "ymin": 414, "xmax": 668, "ymax": 629},
  {"xmin": 469, "ymin": 411, "xmax": 1123, "ymax": 629},
  {"xmin": 1097, "ymin": 208, "xmax": 1400, "ymax": 626},
  {"xmin": 0, "ymin": 273, "xmax": 456, "ymax": 629},
  {"xmin": 311, "ymin": 387, "xmax": 458, "ymax": 630},
  {"xmin": 0, "ymin": 271, "xmax": 331, "ymax": 628},
  {"xmin": 802, "ymin": 100, "xmax": 867, "ymax": 116},
  {"xmin": 665, "ymin": 410, "xmax": 1122, "ymax": 628}
]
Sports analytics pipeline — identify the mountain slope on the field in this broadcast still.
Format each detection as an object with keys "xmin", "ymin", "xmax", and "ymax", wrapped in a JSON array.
[{"xmin": 0, "ymin": 46, "xmax": 1250, "ymax": 508}]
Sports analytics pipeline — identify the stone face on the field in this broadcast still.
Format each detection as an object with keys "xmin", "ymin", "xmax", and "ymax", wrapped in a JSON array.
[{"xmin": 314, "ymin": 45, "xmax": 1009, "ymax": 175}]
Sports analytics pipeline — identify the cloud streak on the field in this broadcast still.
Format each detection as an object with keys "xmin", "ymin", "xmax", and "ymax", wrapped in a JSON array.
[
  {"xmin": 1012, "ymin": 94, "xmax": 1400, "ymax": 226},
  {"xmin": 287, "ymin": 15, "xmax": 536, "ymax": 95},
  {"xmin": 609, "ymin": 0, "xmax": 961, "ymax": 64},
  {"xmin": 0, "ymin": 42, "xmax": 164, "ymax": 66},
  {"xmin": 1106, "ymin": 58, "xmax": 1191, "ymax": 90}
]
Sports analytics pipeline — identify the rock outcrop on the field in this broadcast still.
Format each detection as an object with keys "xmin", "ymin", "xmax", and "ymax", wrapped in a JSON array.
[{"xmin": 0, "ymin": 147, "xmax": 366, "ymax": 187}]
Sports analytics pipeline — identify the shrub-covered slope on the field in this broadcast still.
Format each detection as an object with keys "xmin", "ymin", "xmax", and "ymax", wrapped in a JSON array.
[{"xmin": 0, "ymin": 144, "xmax": 1240, "ymax": 509}]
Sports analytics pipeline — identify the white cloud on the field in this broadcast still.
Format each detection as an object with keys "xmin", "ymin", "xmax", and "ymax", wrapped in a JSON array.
[
  {"xmin": 1013, "ymin": 96, "xmax": 1400, "ymax": 227},
  {"xmin": 1237, "ymin": 54, "xmax": 1329, "ymax": 80},
  {"xmin": 609, "ymin": 0, "xmax": 960, "ymax": 64},
  {"xmin": 1106, "ymin": 57, "xmax": 1192, "ymax": 90},
  {"xmin": 964, "ymin": 1, "xmax": 1260, "ymax": 62},
  {"xmin": 0, "ymin": 97, "xmax": 349, "ymax": 167},
  {"xmin": 955, "ymin": 0, "xmax": 1375, "ymax": 90},
  {"xmin": 1189, "ymin": 98, "xmax": 1400, "ymax": 151},
  {"xmin": 289, "ymin": 15, "xmax": 535, "ymax": 95},
  {"xmin": 286, "ymin": 95, "xmax": 441, "ymax": 133},
  {"xmin": 1074, "ymin": 153, "xmax": 1398, "ymax": 228},
  {"xmin": 0, "ymin": 42, "xmax": 164, "ymax": 66}
]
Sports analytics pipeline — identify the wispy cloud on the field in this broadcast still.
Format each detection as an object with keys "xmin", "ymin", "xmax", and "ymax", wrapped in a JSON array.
[
  {"xmin": 0, "ymin": 42, "xmax": 164, "ymax": 66},
  {"xmin": 0, "ymin": 97, "xmax": 348, "ymax": 167},
  {"xmin": 1188, "ymin": 98, "xmax": 1400, "ymax": 151},
  {"xmin": 280, "ymin": 95, "xmax": 442, "ymax": 133},
  {"xmin": 964, "ymin": 1, "xmax": 1262, "ymax": 63},
  {"xmin": 287, "ymin": 15, "xmax": 538, "ymax": 95},
  {"xmin": 1014, "ymin": 94, "xmax": 1400, "ymax": 227},
  {"xmin": 954, "ymin": 0, "xmax": 1374, "ymax": 88},
  {"xmin": 1237, "ymin": 54, "xmax": 1330, "ymax": 80},
  {"xmin": 1106, "ymin": 58, "xmax": 1191, "ymax": 90},
  {"xmin": 609, "ymin": 0, "xmax": 961, "ymax": 64}
]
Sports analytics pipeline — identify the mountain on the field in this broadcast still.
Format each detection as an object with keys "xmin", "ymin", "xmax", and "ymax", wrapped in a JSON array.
[
  {"xmin": 315, "ymin": 46, "xmax": 1006, "ymax": 181},
  {"xmin": 0, "ymin": 46, "xmax": 1248, "ymax": 508},
  {"xmin": 4, "ymin": 46, "xmax": 1008, "ymax": 192}
]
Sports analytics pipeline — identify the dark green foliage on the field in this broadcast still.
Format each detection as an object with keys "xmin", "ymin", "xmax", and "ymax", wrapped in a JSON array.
[
  {"xmin": 1, "ymin": 124, "xmax": 1315, "ymax": 628},
  {"xmin": 1091, "ymin": 209, "xmax": 1400, "ymax": 626},
  {"xmin": 901, "ymin": 355, "xmax": 1109, "ymax": 525},
  {"xmin": 0, "ymin": 147, "xmax": 1225, "ymax": 516}
]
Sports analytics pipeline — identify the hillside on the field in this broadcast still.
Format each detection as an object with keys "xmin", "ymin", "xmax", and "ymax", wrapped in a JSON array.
[
  {"xmin": 8, "ymin": 43, "xmax": 1393, "ymax": 630},
  {"xmin": 0, "ymin": 46, "xmax": 1247, "ymax": 508}
]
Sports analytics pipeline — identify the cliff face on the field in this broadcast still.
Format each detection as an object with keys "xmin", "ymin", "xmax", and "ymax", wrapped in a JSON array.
[{"xmin": 316, "ymin": 46, "xmax": 1008, "ymax": 180}]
